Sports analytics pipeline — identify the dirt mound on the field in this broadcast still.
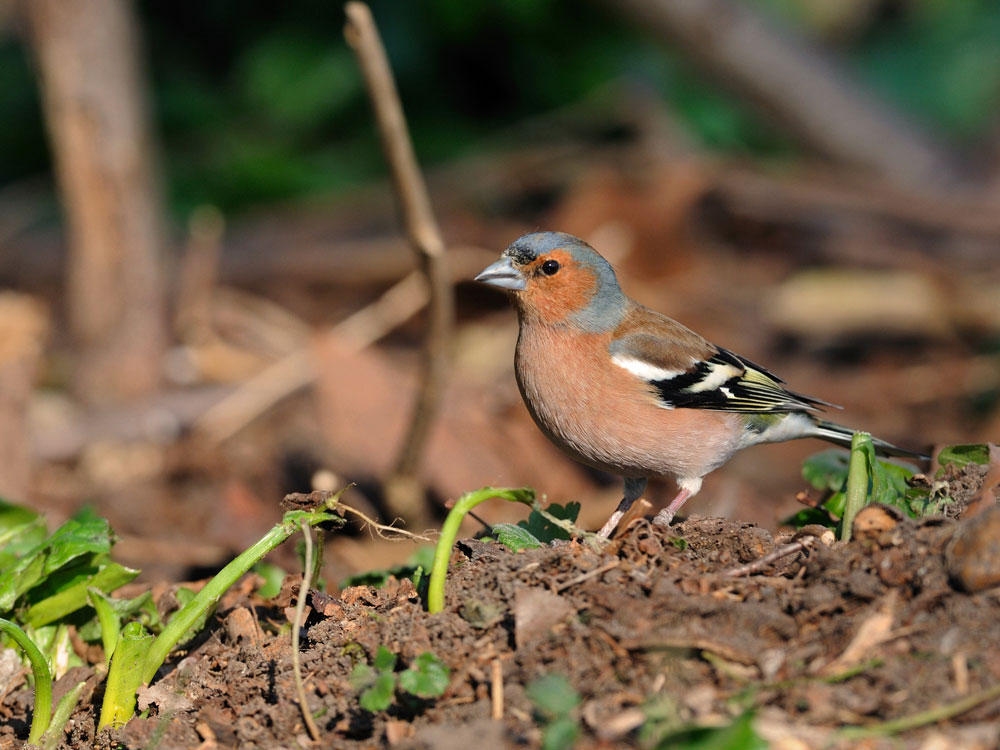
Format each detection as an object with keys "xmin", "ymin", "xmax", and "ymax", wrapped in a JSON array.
[{"xmin": 4, "ymin": 489, "xmax": 999, "ymax": 750}]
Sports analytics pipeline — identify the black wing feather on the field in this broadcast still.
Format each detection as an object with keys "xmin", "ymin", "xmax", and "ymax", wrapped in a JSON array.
[{"xmin": 650, "ymin": 348, "xmax": 837, "ymax": 414}]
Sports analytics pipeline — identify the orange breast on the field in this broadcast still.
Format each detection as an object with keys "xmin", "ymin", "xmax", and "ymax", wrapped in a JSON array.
[{"xmin": 514, "ymin": 323, "xmax": 744, "ymax": 481}]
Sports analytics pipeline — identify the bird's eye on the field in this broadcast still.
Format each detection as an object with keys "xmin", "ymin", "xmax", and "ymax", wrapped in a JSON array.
[{"xmin": 540, "ymin": 259, "xmax": 560, "ymax": 276}]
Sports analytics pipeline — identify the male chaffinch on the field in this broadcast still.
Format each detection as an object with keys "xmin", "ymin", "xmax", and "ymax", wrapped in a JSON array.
[{"xmin": 475, "ymin": 231, "xmax": 926, "ymax": 538}]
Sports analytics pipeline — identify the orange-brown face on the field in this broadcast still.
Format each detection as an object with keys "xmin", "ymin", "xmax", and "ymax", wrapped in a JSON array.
[{"xmin": 514, "ymin": 248, "xmax": 598, "ymax": 324}]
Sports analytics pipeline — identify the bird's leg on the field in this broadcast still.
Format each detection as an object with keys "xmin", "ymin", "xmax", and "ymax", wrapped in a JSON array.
[
  {"xmin": 597, "ymin": 477, "xmax": 647, "ymax": 539},
  {"xmin": 652, "ymin": 476, "xmax": 703, "ymax": 527}
]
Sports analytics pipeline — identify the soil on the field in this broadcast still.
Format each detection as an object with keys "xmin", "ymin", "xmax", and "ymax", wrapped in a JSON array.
[{"xmin": 2, "ymin": 466, "xmax": 999, "ymax": 750}]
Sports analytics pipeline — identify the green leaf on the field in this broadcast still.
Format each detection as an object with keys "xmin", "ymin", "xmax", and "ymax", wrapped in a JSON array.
[
  {"xmin": 169, "ymin": 586, "xmax": 214, "ymax": 648},
  {"xmin": 822, "ymin": 491, "xmax": 846, "ymax": 519},
  {"xmin": 0, "ymin": 516, "xmax": 46, "ymax": 572},
  {"xmin": 526, "ymin": 673, "xmax": 581, "ymax": 719},
  {"xmin": 655, "ymin": 711, "xmax": 766, "ymax": 750},
  {"xmin": 801, "ymin": 450, "xmax": 850, "ymax": 491},
  {"xmin": 937, "ymin": 444, "xmax": 990, "ymax": 472},
  {"xmin": 399, "ymin": 652, "xmax": 450, "ymax": 698},
  {"xmin": 359, "ymin": 671, "xmax": 396, "ymax": 712},
  {"xmin": 781, "ymin": 507, "xmax": 837, "ymax": 529},
  {"xmin": 349, "ymin": 663, "xmax": 376, "ymax": 691},
  {"xmin": 38, "ymin": 508, "xmax": 113, "ymax": 577},
  {"xmin": 78, "ymin": 591, "xmax": 161, "ymax": 642},
  {"xmin": 492, "ymin": 523, "xmax": 544, "ymax": 551},
  {"xmin": 339, "ymin": 545, "xmax": 436, "ymax": 589},
  {"xmin": 373, "ymin": 644, "xmax": 397, "ymax": 672},
  {"xmin": 99, "ymin": 622, "xmax": 153, "ymax": 729},
  {"xmin": 0, "ymin": 497, "xmax": 39, "ymax": 533},
  {"xmin": 0, "ymin": 500, "xmax": 46, "ymax": 570},
  {"xmin": 23, "ymin": 560, "xmax": 139, "ymax": 628},
  {"xmin": 252, "ymin": 562, "xmax": 286, "ymax": 599},
  {"xmin": 0, "ymin": 508, "xmax": 113, "ymax": 612},
  {"xmin": 542, "ymin": 716, "xmax": 580, "ymax": 750},
  {"xmin": 519, "ymin": 502, "xmax": 582, "ymax": 544}
]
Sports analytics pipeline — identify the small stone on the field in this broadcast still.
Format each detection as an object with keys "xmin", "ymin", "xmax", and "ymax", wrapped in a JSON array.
[
  {"xmin": 460, "ymin": 599, "xmax": 503, "ymax": 629},
  {"xmin": 514, "ymin": 587, "xmax": 574, "ymax": 647},
  {"xmin": 852, "ymin": 504, "xmax": 902, "ymax": 543},
  {"xmin": 224, "ymin": 607, "xmax": 260, "ymax": 646},
  {"xmin": 947, "ymin": 506, "xmax": 1000, "ymax": 592}
]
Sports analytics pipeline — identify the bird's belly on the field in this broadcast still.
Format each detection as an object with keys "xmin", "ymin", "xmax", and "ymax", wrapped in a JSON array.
[{"xmin": 515, "ymin": 333, "xmax": 742, "ymax": 481}]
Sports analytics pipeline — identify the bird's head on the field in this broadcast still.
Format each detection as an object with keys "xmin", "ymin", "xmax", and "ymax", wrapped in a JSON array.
[{"xmin": 475, "ymin": 232, "xmax": 626, "ymax": 330}]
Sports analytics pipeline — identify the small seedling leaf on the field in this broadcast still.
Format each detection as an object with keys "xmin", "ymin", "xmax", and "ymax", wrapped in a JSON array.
[
  {"xmin": 349, "ymin": 663, "xmax": 375, "ymax": 691},
  {"xmin": 79, "ymin": 590, "xmax": 161, "ymax": 642},
  {"xmin": 373, "ymin": 644, "xmax": 397, "ymax": 672},
  {"xmin": 655, "ymin": 711, "xmax": 766, "ymax": 750},
  {"xmin": 526, "ymin": 673, "xmax": 581, "ymax": 719},
  {"xmin": 542, "ymin": 716, "xmax": 580, "ymax": 750},
  {"xmin": 252, "ymin": 562, "xmax": 286, "ymax": 599},
  {"xmin": 359, "ymin": 671, "xmax": 396, "ymax": 712},
  {"xmin": 802, "ymin": 450, "xmax": 850, "ymax": 491},
  {"xmin": 937, "ymin": 444, "xmax": 990, "ymax": 472},
  {"xmin": 492, "ymin": 523, "xmax": 544, "ymax": 551},
  {"xmin": 519, "ymin": 502, "xmax": 581, "ymax": 544},
  {"xmin": 340, "ymin": 545, "xmax": 436, "ymax": 589},
  {"xmin": 399, "ymin": 652, "xmax": 450, "ymax": 698}
]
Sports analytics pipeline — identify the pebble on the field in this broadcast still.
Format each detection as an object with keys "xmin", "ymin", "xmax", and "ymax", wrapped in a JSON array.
[{"xmin": 946, "ymin": 505, "xmax": 1000, "ymax": 592}]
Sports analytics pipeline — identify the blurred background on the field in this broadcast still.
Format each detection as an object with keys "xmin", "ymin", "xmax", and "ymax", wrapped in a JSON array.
[{"xmin": 0, "ymin": 0, "xmax": 998, "ymax": 585}]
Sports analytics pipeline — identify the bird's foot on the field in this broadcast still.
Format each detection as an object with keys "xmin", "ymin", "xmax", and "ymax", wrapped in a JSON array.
[
  {"xmin": 652, "ymin": 508, "xmax": 675, "ymax": 527},
  {"xmin": 597, "ymin": 510, "xmax": 625, "ymax": 539}
]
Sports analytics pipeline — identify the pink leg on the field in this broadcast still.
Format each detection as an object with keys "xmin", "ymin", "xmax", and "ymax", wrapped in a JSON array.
[
  {"xmin": 651, "ymin": 488, "xmax": 690, "ymax": 527},
  {"xmin": 598, "ymin": 477, "xmax": 646, "ymax": 539}
]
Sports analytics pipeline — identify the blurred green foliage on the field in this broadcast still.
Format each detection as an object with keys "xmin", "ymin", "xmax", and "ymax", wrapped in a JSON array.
[{"xmin": 0, "ymin": 0, "xmax": 998, "ymax": 216}]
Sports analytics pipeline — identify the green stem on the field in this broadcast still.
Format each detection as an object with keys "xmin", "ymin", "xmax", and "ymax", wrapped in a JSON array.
[
  {"xmin": 88, "ymin": 587, "xmax": 120, "ymax": 672},
  {"xmin": 427, "ymin": 487, "xmax": 534, "ymax": 614},
  {"xmin": 841, "ymin": 432, "xmax": 871, "ymax": 542},
  {"xmin": 142, "ymin": 507, "xmax": 342, "ymax": 684},
  {"xmin": 0, "ymin": 617, "xmax": 53, "ymax": 744},
  {"xmin": 41, "ymin": 681, "xmax": 87, "ymax": 750},
  {"xmin": 839, "ymin": 681, "xmax": 1000, "ymax": 739},
  {"xmin": 99, "ymin": 621, "xmax": 153, "ymax": 729}
]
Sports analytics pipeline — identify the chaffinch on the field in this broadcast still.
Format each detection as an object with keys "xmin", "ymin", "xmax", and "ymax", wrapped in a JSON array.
[{"xmin": 475, "ymin": 231, "xmax": 926, "ymax": 538}]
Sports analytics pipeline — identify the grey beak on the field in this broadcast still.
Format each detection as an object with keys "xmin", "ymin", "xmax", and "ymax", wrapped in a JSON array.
[{"xmin": 474, "ymin": 256, "xmax": 526, "ymax": 291}]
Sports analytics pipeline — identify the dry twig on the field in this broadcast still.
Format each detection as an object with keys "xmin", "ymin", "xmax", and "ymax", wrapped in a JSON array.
[
  {"xmin": 344, "ymin": 2, "xmax": 454, "ymax": 523},
  {"xmin": 336, "ymin": 501, "xmax": 434, "ymax": 543},
  {"xmin": 291, "ymin": 520, "xmax": 321, "ymax": 743},
  {"xmin": 724, "ymin": 536, "xmax": 818, "ymax": 577},
  {"xmin": 194, "ymin": 270, "xmax": 428, "ymax": 442},
  {"xmin": 490, "ymin": 658, "xmax": 503, "ymax": 721}
]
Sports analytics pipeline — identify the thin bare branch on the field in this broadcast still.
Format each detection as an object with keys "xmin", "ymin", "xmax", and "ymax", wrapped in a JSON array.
[
  {"xmin": 291, "ymin": 521, "xmax": 321, "ymax": 743},
  {"xmin": 344, "ymin": 2, "xmax": 454, "ymax": 522},
  {"xmin": 194, "ymin": 270, "xmax": 428, "ymax": 443},
  {"xmin": 724, "ymin": 537, "xmax": 817, "ymax": 577}
]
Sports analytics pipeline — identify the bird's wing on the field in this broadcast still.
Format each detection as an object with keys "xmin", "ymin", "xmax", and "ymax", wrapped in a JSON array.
[{"xmin": 609, "ymin": 314, "xmax": 837, "ymax": 414}]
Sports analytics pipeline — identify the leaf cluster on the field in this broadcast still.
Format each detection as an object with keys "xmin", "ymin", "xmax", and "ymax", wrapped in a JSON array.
[
  {"xmin": 787, "ymin": 442, "xmax": 991, "ymax": 530},
  {"xmin": 340, "ymin": 545, "xmax": 435, "ymax": 590},
  {"xmin": 0, "ymin": 502, "xmax": 148, "ymax": 675},
  {"xmin": 526, "ymin": 673, "xmax": 582, "ymax": 750},
  {"xmin": 349, "ymin": 645, "xmax": 450, "ymax": 712},
  {"xmin": 492, "ymin": 501, "xmax": 582, "ymax": 552}
]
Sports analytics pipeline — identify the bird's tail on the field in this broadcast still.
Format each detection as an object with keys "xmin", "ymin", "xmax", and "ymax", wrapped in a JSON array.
[{"xmin": 809, "ymin": 418, "xmax": 929, "ymax": 460}]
